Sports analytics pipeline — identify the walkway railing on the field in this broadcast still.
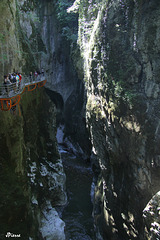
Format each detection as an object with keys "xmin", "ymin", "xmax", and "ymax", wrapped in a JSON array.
[
  {"xmin": 0, "ymin": 75, "xmax": 46, "ymax": 98},
  {"xmin": 0, "ymin": 75, "xmax": 47, "ymax": 113}
]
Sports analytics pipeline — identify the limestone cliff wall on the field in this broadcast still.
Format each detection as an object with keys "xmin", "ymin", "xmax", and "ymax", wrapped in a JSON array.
[
  {"xmin": 10, "ymin": 0, "xmax": 90, "ymax": 155},
  {"xmin": 0, "ymin": 0, "xmax": 22, "ymax": 76},
  {"xmin": 0, "ymin": 0, "xmax": 45, "ymax": 77},
  {"xmin": 37, "ymin": 0, "xmax": 90, "ymax": 154},
  {"xmin": 76, "ymin": 0, "xmax": 160, "ymax": 239},
  {"xmin": 0, "ymin": 88, "xmax": 67, "ymax": 239},
  {"xmin": 0, "ymin": 1, "xmax": 67, "ymax": 239}
]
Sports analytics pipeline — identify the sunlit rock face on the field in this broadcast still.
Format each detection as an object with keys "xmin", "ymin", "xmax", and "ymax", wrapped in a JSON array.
[
  {"xmin": 77, "ymin": 0, "xmax": 160, "ymax": 239},
  {"xmin": 0, "ymin": 0, "xmax": 23, "ymax": 76},
  {"xmin": 143, "ymin": 191, "xmax": 160, "ymax": 240}
]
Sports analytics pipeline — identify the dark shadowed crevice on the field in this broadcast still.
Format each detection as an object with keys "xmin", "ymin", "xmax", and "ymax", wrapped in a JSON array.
[
  {"xmin": 45, "ymin": 88, "xmax": 64, "ymax": 124},
  {"xmin": 45, "ymin": 88, "xmax": 64, "ymax": 111}
]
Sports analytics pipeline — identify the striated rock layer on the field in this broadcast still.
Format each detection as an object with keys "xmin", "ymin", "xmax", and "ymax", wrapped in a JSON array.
[{"xmin": 76, "ymin": 0, "xmax": 160, "ymax": 239}]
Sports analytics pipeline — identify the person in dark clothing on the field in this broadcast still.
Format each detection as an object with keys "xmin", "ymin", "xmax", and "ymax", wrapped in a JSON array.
[
  {"xmin": 4, "ymin": 75, "xmax": 11, "ymax": 96},
  {"xmin": 8, "ymin": 73, "xmax": 13, "ymax": 82},
  {"xmin": 11, "ymin": 73, "xmax": 17, "ymax": 92},
  {"xmin": 41, "ymin": 68, "xmax": 44, "ymax": 76},
  {"xmin": 29, "ymin": 72, "xmax": 33, "ymax": 82}
]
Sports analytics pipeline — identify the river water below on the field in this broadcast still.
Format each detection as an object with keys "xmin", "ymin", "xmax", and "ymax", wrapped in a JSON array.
[{"xmin": 58, "ymin": 144, "xmax": 95, "ymax": 240}]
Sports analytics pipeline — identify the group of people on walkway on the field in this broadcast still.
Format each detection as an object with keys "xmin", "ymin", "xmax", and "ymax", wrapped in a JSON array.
[
  {"xmin": 4, "ymin": 72, "xmax": 22, "ymax": 84},
  {"xmin": 3, "ymin": 72, "xmax": 22, "ymax": 96},
  {"xmin": 3, "ymin": 69, "xmax": 45, "ymax": 96},
  {"xmin": 29, "ymin": 69, "xmax": 45, "ymax": 82}
]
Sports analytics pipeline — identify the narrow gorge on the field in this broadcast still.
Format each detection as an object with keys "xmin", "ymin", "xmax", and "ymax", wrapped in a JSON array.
[{"xmin": 0, "ymin": 0, "xmax": 160, "ymax": 240}]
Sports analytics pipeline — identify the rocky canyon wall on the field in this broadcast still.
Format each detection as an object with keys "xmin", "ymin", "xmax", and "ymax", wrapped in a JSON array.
[
  {"xmin": 1, "ymin": 0, "xmax": 160, "ymax": 239},
  {"xmin": 0, "ymin": 87, "xmax": 67, "ymax": 239},
  {"xmin": 75, "ymin": 0, "xmax": 160, "ymax": 239},
  {"xmin": 0, "ymin": 0, "xmax": 91, "ymax": 239},
  {"xmin": 0, "ymin": 0, "xmax": 22, "ymax": 75},
  {"xmin": 37, "ymin": 0, "xmax": 91, "ymax": 155},
  {"xmin": 0, "ymin": 1, "xmax": 67, "ymax": 239}
]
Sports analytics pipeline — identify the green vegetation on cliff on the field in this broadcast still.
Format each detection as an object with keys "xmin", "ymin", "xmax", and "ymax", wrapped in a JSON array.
[{"xmin": 55, "ymin": 0, "xmax": 78, "ymax": 44}]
